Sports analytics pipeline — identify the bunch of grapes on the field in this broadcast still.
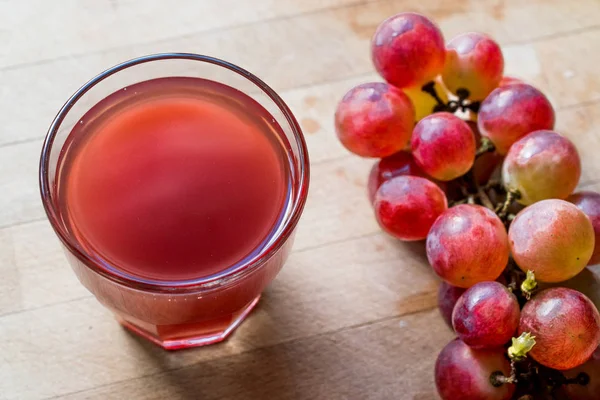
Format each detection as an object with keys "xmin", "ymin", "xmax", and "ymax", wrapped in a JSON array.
[{"xmin": 334, "ymin": 12, "xmax": 600, "ymax": 399}]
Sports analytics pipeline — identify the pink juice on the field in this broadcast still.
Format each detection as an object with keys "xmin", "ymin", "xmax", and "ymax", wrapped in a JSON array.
[
  {"xmin": 58, "ymin": 77, "xmax": 291, "ymax": 281},
  {"xmin": 50, "ymin": 75, "xmax": 301, "ymax": 349}
]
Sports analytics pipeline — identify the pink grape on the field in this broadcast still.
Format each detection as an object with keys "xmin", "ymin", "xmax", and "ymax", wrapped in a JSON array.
[
  {"xmin": 478, "ymin": 83, "xmax": 555, "ymax": 154},
  {"xmin": 437, "ymin": 281, "xmax": 465, "ymax": 328},
  {"xmin": 371, "ymin": 12, "xmax": 445, "ymax": 88},
  {"xmin": 519, "ymin": 288, "xmax": 600, "ymax": 370},
  {"xmin": 367, "ymin": 151, "xmax": 427, "ymax": 203},
  {"xmin": 452, "ymin": 281, "xmax": 520, "ymax": 349},
  {"xmin": 561, "ymin": 346, "xmax": 600, "ymax": 400},
  {"xmin": 502, "ymin": 130, "xmax": 581, "ymax": 205},
  {"xmin": 367, "ymin": 151, "xmax": 449, "ymax": 203},
  {"xmin": 442, "ymin": 32, "xmax": 504, "ymax": 100},
  {"xmin": 374, "ymin": 176, "xmax": 447, "ymax": 241},
  {"xmin": 569, "ymin": 191, "xmax": 600, "ymax": 265},
  {"xmin": 435, "ymin": 339, "xmax": 515, "ymax": 400},
  {"xmin": 411, "ymin": 112, "xmax": 476, "ymax": 181},
  {"xmin": 426, "ymin": 204, "xmax": 509, "ymax": 288},
  {"xmin": 334, "ymin": 82, "xmax": 415, "ymax": 158},
  {"xmin": 509, "ymin": 199, "xmax": 594, "ymax": 282}
]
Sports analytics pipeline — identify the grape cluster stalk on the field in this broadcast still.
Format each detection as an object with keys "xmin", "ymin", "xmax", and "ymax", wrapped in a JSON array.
[{"xmin": 334, "ymin": 11, "xmax": 600, "ymax": 399}]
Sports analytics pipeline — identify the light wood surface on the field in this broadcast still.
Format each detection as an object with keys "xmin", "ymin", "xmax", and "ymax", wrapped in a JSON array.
[{"xmin": 1, "ymin": 1, "xmax": 600, "ymax": 399}]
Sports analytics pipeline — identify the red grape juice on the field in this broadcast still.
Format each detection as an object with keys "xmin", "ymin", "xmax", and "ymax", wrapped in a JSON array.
[{"xmin": 57, "ymin": 77, "xmax": 291, "ymax": 283}]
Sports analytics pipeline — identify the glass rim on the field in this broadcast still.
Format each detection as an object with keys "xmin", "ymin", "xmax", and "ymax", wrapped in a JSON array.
[{"xmin": 39, "ymin": 52, "xmax": 310, "ymax": 294}]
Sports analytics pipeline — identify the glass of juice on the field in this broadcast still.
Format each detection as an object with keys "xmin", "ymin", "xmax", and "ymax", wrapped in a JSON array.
[{"xmin": 39, "ymin": 53, "xmax": 310, "ymax": 350}]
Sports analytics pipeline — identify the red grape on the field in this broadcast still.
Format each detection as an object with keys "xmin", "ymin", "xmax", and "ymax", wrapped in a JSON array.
[
  {"xmin": 477, "ymin": 83, "xmax": 555, "ymax": 154},
  {"xmin": 561, "ymin": 346, "xmax": 600, "ymax": 400},
  {"xmin": 367, "ymin": 151, "xmax": 449, "ymax": 203},
  {"xmin": 374, "ymin": 176, "xmax": 447, "ymax": 241},
  {"xmin": 371, "ymin": 12, "xmax": 445, "ymax": 88},
  {"xmin": 569, "ymin": 191, "xmax": 600, "ymax": 265},
  {"xmin": 427, "ymin": 204, "xmax": 509, "ymax": 288},
  {"xmin": 498, "ymin": 75, "xmax": 524, "ymax": 87},
  {"xmin": 452, "ymin": 281, "xmax": 520, "ymax": 349},
  {"xmin": 502, "ymin": 130, "xmax": 581, "ymax": 205},
  {"xmin": 437, "ymin": 281, "xmax": 465, "ymax": 328},
  {"xmin": 367, "ymin": 151, "xmax": 426, "ymax": 203},
  {"xmin": 435, "ymin": 339, "xmax": 515, "ymax": 400},
  {"xmin": 334, "ymin": 82, "xmax": 415, "ymax": 158},
  {"xmin": 442, "ymin": 32, "xmax": 504, "ymax": 100},
  {"xmin": 403, "ymin": 78, "xmax": 449, "ymax": 121},
  {"xmin": 509, "ymin": 199, "xmax": 594, "ymax": 282},
  {"xmin": 519, "ymin": 288, "xmax": 600, "ymax": 370},
  {"xmin": 411, "ymin": 112, "xmax": 476, "ymax": 181}
]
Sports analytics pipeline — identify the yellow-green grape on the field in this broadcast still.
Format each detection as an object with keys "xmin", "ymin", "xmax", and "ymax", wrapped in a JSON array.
[
  {"xmin": 502, "ymin": 130, "xmax": 580, "ymax": 204},
  {"xmin": 509, "ymin": 199, "xmax": 594, "ymax": 283}
]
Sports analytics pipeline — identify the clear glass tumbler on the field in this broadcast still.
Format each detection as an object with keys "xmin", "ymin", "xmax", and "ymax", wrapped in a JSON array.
[{"xmin": 39, "ymin": 53, "xmax": 310, "ymax": 350}]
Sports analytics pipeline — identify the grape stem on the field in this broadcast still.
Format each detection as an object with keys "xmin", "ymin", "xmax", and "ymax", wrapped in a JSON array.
[
  {"xmin": 484, "ymin": 179, "xmax": 502, "ymax": 191},
  {"xmin": 450, "ymin": 168, "xmax": 495, "ymax": 210},
  {"xmin": 489, "ymin": 333, "xmax": 537, "ymax": 388},
  {"xmin": 565, "ymin": 372, "xmax": 590, "ymax": 386},
  {"xmin": 420, "ymin": 81, "xmax": 447, "ymax": 109},
  {"xmin": 490, "ymin": 356, "xmax": 590, "ymax": 396},
  {"xmin": 449, "ymin": 198, "xmax": 468, "ymax": 206},
  {"xmin": 541, "ymin": 367, "xmax": 591, "ymax": 396},
  {"xmin": 521, "ymin": 270, "xmax": 538, "ymax": 300},
  {"xmin": 420, "ymin": 83, "xmax": 481, "ymax": 114},
  {"xmin": 496, "ymin": 190, "xmax": 520, "ymax": 219},
  {"xmin": 505, "ymin": 261, "xmax": 525, "ymax": 294},
  {"xmin": 475, "ymin": 137, "xmax": 495, "ymax": 157},
  {"xmin": 490, "ymin": 370, "xmax": 515, "ymax": 386},
  {"xmin": 460, "ymin": 184, "xmax": 470, "ymax": 198},
  {"xmin": 491, "ymin": 360, "xmax": 520, "ymax": 387},
  {"xmin": 476, "ymin": 185, "xmax": 494, "ymax": 210},
  {"xmin": 508, "ymin": 332, "xmax": 536, "ymax": 362}
]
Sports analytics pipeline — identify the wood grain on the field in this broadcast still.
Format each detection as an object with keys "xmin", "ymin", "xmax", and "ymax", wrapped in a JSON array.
[
  {"xmin": 556, "ymin": 102, "xmax": 600, "ymax": 184},
  {"xmin": 1, "ymin": 0, "xmax": 600, "ymax": 399},
  {"xmin": 54, "ymin": 309, "xmax": 452, "ymax": 400},
  {"xmin": 0, "ymin": 0, "xmax": 371, "ymax": 68}
]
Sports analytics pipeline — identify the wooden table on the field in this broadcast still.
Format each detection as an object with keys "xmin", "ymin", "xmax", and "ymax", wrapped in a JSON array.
[{"xmin": 2, "ymin": 1, "xmax": 600, "ymax": 399}]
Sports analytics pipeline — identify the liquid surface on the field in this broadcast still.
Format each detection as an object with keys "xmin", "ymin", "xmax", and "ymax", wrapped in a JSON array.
[{"xmin": 58, "ymin": 77, "xmax": 290, "ymax": 281}]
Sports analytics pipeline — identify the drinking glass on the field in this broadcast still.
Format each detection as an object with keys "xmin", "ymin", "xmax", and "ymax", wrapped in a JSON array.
[{"xmin": 39, "ymin": 53, "xmax": 310, "ymax": 350}]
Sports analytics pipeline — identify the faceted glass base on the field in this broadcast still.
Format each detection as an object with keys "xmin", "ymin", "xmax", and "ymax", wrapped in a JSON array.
[{"xmin": 117, "ymin": 296, "xmax": 261, "ymax": 350}]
